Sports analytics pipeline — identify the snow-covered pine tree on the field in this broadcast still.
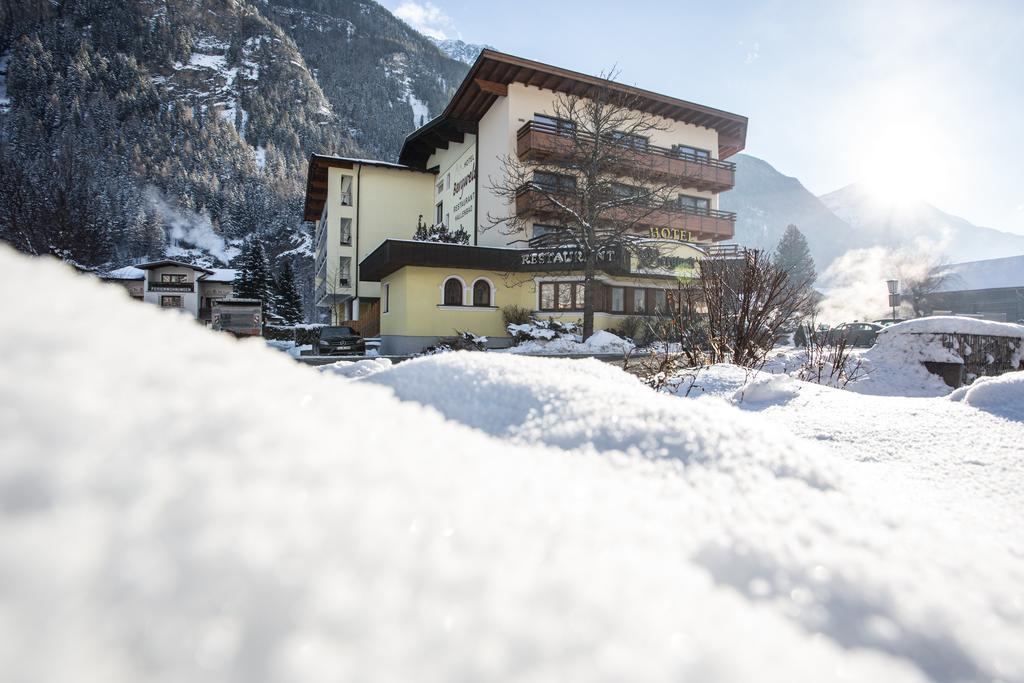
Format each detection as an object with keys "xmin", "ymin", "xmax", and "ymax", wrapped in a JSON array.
[
  {"xmin": 274, "ymin": 258, "xmax": 305, "ymax": 324},
  {"xmin": 234, "ymin": 235, "xmax": 276, "ymax": 314}
]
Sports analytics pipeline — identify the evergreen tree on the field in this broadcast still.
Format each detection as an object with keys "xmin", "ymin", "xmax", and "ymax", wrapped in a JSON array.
[
  {"xmin": 234, "ymin": 234, "xmax": 275, "ymax": 313},
  {"xmin": 774, "ymin": 224, "xmax": 816, "ymax": 288},
  {"xmin": 274, "ymin": 258, "xmax": 305, "ymax": 324}
]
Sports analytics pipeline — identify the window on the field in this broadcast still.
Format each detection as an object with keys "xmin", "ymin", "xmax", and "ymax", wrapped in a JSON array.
[
  {"xmin": 160, "ymin": 295, "xmax": 182, "ymax": 308},
  {"xmin": 539, "ymin": 282, "xmax": 584, "ymax": 311},
  {"xmin": 610, "ymin": 182, "xmax": 641, "ymax": 200},
  {"xmin": 160, "ymin": 273, "xmax": 186, "ymax": 283},
  {"xmin": 557, "ymin": 283, "xmax": 573, "ymax": 310},
  {"xmin": 673, "ymin": 145, "xmax": 711, "ymax": 161},
  {"xmin": 443, "ymin": 278, "xmax": 463, "ymax": 306},
  {"xmin": 382, "ymin": 283, "xmax": 390, "ymax": 313},
  {"xmin": 340, "ymin": 175, "xmax": 353, "ymax": 206},
  {"xmin": 678, "ymin": 195, "xmax": 710, "ymax": 213},
  {"xmin": 339, "ymin": 218, "xmax": 352, "ymax": 245},
  {"xmin": 534, "ymin": 114, "xmax": 576, "ymax": 135},
  {"xmin": 532, "ymin": 171, "xmax": 576, "ymax": 194},
  {"xmin": 610, "ymin": 131, "xmax": 649, "ymax": 150},
  {"xmin": 339, "ymin": 257, "xmax": 351, "ymax": 286},
  {"xmin": 633, "ymin": 288, "xmax": 646, "ymax": 314},
  {"xmin": 436, "ymin": 201, "xmax": 444, "ymax": 225},
  {"xmin": 573, "ymin": 283, "xmax": 586, "ymax": 310},
  {"xmin": 472, "ymin": 280, "xmax": 492, "ymax": 307},
  {"xmin": 654, "ymin": 289, "xmax": 667, "ymax": 313},
  {"xmin": 610, "ymin": 287, "xmax": 625, "ymax": 313},
  {"xmin": 540, "ymin": 283, "xmax": 556, "ymax": 310}
]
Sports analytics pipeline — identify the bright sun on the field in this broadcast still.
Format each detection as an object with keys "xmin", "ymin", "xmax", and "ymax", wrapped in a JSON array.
[{"xmin": 845, "ymin": 86, "xmax": 953, "ymax": 207}]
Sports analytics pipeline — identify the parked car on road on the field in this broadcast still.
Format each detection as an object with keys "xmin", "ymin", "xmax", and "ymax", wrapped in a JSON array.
[
  {"xmin": 828, "ymin": 322, "xmax": 883, "ymax": 347},
  {"xmin": 872, "ymin": 318, "xmax": 905, "ymax": 327},
  {"xmin": 318, "ymin": 326, "xmax": 365, "ymax": 356}
]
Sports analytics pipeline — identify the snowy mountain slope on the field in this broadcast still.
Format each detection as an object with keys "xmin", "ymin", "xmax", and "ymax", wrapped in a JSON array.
[
  {"xmin": 265, "ymin": 0, "xmax": 471, "ymax": 157},
  {"xmin": 430, "ymin": 37, "xmax": 491, "ymax": 64},
  {"xmin": 719, "ymin": 154, "xmax": 857, "ymax": 269},
  {"xmin": 4, "ymin": 246, "xmax": 1024, "ymax": 682},
  {"xmin": 820, "ymin": 183, "xmax": 1024, "ymax": 262}
]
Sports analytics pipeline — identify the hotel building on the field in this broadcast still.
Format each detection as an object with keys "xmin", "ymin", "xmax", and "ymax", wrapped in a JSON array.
[{"xmin": 305, "ymin": 50, "xmax": 748, "ymax": 354}]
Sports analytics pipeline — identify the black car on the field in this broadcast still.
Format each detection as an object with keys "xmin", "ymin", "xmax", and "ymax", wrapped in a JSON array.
[
  {"xmin": 318, "ymin": 326, "xmax": 366, "ymax": 356},
  {"xmin": 827, "ymin": 322, "xmax": 883, "ymax": 348}
]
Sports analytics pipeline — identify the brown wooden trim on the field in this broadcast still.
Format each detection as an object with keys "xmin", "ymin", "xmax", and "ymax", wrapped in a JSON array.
[{"xmin": 474, "ymin": 78, "xmax": 508, "ymax": 96}]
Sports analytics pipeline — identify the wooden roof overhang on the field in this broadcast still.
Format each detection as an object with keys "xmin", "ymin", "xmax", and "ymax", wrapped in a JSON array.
[{"xmin": 400, "ymin": 50, "xmax": 748, "ymax": 167}]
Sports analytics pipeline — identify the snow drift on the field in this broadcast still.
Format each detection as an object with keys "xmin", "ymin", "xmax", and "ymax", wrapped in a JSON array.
[{"xmin": 1, "ymin": 246, "xmax": 1023, "ymax": 683}]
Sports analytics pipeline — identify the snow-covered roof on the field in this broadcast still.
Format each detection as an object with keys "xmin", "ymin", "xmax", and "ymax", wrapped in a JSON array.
[
  {"xmin": 881, "ymin": 315, "xmax": 1024, "ymax": 338},
  {"xmin": 941, "ymin": 254, "xmax": 1024, "ymax": 292},
  {"xmin": 200, "ymin": 268, "xmax": 237, "ymax": 283},
  {"xmin": 103, "ymin": 266, "xmax": 145, "ymax": 280},
  {"xmin": 133, "ymin": 259, "xmax": 215, "ymax": 273}
]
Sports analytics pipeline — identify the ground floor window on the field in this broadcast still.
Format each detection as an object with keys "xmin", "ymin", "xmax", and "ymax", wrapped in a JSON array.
[
  {"xmin": 473, "ymin": 280, "xmax": 492, "ymax": 307},
  {"xmin": 539, "ymin": 281, "xmax": 585, "ymax": 311},
  {"xmin": 633, "ymin": 288, "xmax": 646, "ymax": 314},
  {"xmin": 382, "ymin": 283, "xmax": 390, "ymax": 313},
  {"xmin": 610, "ymin": 287, "xmax": 625, "ymax": 313},
  {"xmin": 443, "ymin": 277, "xmax": 463, "ymax": 306},
  {"xmin": 160, "ymin": 295, "xmax": 182, "ymax": 308}
]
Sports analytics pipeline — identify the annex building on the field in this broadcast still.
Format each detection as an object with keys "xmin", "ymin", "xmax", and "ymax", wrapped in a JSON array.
[{"xmin": 304, "ymin": 50, "xmax": 748, "ymax": 354}]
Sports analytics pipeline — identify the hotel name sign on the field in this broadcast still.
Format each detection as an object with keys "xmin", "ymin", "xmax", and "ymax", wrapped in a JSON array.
[{"xmin": 648, "ymin": 227, "xmax": 694, "ymax": 242}]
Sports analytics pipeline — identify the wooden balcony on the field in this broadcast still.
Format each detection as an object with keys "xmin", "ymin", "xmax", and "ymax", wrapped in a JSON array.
[
  {"xmin": 515, "ymin": 186, "xmax": 737, "ymax": 242},
  {"xmin": 516, "ymin": 121, "xmax": 736, "ymax": 192}
]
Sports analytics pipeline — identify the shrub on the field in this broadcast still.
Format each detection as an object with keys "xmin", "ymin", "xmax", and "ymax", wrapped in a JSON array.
[
  {"xmin": 417, "ymin": 331, "xmax": 488, "ymax": 355},
  {"xmin": 506, "ymin": 317, "xmax": 581, "ymax": 345},
  {"xmin": 501, "ymin": 304, "xmax": 532, "ymax": 327}
]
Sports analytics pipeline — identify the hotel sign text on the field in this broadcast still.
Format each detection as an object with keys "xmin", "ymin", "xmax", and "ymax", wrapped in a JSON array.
[
  {"xmin": 648, "ymin": 227, "xmax": 694, "ymax": 242},
  {"xmin": 518, "ymin": 247, "xmax": 620, "ymax": 270}
]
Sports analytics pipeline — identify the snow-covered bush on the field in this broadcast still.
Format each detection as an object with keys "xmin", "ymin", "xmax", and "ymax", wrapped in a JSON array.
[
  {"xmin": 417, "ymin": 331, "xmax": 488, "ymax": 355},
  {"xmin": 507, "ymin": 317, "xmax": 581, "ymax": 345}
]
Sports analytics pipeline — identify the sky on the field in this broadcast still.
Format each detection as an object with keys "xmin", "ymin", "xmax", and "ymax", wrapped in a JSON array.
[{"xmin": 386, "ymin": 0, "xmax": 1024, "ymax": 235}]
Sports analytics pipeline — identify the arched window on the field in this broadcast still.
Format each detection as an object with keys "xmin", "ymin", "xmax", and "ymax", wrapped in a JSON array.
[
  {"xmin": 443, "ymin": 278, "xmax": 463, "ymax": 306},
  {"xmin": 472, "ymin": 280, "xmax": 492, "ymax": 307}
]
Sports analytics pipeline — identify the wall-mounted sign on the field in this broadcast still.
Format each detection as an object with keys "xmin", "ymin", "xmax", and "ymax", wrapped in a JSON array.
[
  {"xmin": 631, "ymin": 243, "xmax": 703, "ymax": 278},
  {"xmin": 438, "ymin": 145, "xmax": 477, "ymax": 234},
  {"xmin": 517, "ymin": 246, "xmax": 621, "ymax": 271},
  {"xmin": 648, "ymin": 227, "xmax": 694, "ymax": 242}
]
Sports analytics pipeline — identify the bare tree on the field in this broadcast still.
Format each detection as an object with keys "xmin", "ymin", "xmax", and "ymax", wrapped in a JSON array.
[
  {"xmin": 486, "ymin": 73, "xmax": 685, "ymax": 339},
  {"xmin": 898, "ymin": 257, "xmax": 955, "ymax": 317}
]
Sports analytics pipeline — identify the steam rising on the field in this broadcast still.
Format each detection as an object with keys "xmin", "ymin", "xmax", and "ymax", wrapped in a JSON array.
[
  {"xmin": 147, "ymin": 189, "xmax": 240, "ymax": 265},
  {"xmin": 817, "ymin": 246, "xmax": 944, "ymax": 324}
]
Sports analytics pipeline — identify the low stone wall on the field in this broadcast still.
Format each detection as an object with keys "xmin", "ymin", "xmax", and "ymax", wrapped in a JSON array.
[{"xmin": 922, "ymin": 332, "xmax": 1023, "ymax": 387}]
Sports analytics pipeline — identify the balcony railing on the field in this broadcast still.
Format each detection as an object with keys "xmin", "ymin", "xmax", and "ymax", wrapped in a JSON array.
[
  {"xmin": 515, "ymin": 184, "xmax": 736, "ymax": 241},
  {"xmin": 147, "ymin": 282, "xmax": 194, "ymax": 293},
  {"xmin": 516, "ymin": 121, "xmax": 736, "ymax": 192}
]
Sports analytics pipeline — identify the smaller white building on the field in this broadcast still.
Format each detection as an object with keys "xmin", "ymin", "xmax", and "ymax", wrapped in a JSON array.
[{"xmin": 103, "ymin": 260, "xmax": 237, "ymax": 322}]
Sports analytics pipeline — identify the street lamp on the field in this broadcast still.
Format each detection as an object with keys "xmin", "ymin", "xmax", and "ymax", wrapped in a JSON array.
[{"xmin": 886, "ymin": 279, "xmax": 899, "ymax": 322}]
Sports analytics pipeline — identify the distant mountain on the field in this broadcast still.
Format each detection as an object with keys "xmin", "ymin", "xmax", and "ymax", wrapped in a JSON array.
[
  {"xmin": 430, "ymin": 38, "xmax": 490, "ymax": 65},
  {"xmin": 719, "ymin": 154, "xmax": 856, "ymax": 269},
  {"xmin": 721, "ymin": 155, "xmax": 1024, "ymax": 273},
  {"xmin": 819, "ymin": 183, "xmax": 1024, "ymax": 264},
  {"xmin": 0, "ymin": 0, "xmax": 471, "ymax": 318},
  {"xmin": 267, "ymin": 0, "xmax": 471, "ymax": 157}
]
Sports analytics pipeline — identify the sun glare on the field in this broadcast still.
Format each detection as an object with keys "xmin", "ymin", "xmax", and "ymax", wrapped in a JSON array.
[{"xmin": 846, "ymin": 86, "xmax": 954, "ymax": 207}]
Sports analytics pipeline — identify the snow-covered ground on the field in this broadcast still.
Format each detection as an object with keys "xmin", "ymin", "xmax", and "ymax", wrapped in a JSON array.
[{"xmin": 2, "ymin": 247, "xmax": 1023, "ymax": 683}]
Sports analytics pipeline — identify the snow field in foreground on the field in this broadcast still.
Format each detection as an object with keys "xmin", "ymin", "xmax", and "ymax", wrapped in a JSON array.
[{"xmin": 1, "ymin": 247, "xmax": 1023, "ymax": 683}]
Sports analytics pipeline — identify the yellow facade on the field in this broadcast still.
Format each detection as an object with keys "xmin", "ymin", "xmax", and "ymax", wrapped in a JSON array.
[{"xmin": 380, "ymin": 265, "xmax": 685, "ymax": 344}]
